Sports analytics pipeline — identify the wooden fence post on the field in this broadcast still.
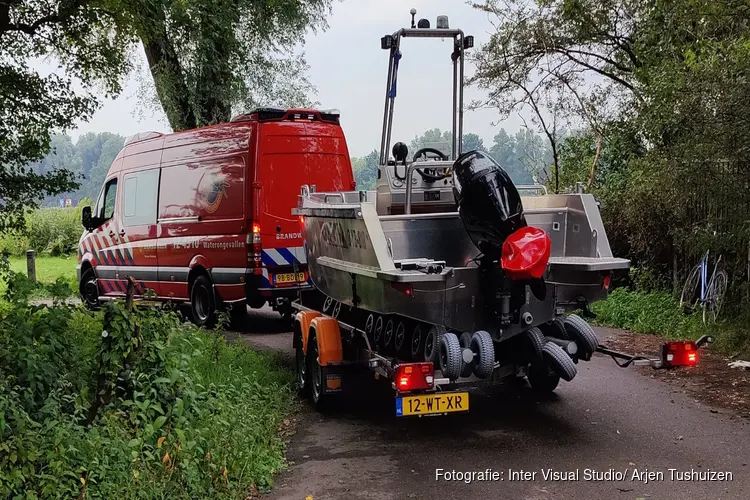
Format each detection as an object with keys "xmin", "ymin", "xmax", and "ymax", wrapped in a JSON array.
[{"xmin": 26, "ymin": 250, "xmax": 36, "ymax": 283}]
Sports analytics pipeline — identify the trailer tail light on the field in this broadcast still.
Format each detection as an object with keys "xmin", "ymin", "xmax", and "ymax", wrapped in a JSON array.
[
  {"xmin": 602, "ymin": 273, "xmax": 611, "ymax": 291},
  {"xmin": 501, "ymin": 226, "xmax": 551, "ymax": 280},
  {"xmin": 394, "ymin": 362, "xmax": 434, "ymax": 392},
  {"xmin": 247, "ymin": 222, "xmax": 262, "ymax": 270},
  {"xmin": 391, "ymin": 282, "xmax": 413, "ymax": 296},
  {"xmin": 661, "ymin": 340, "xmax": 699, "ymax": 367}
]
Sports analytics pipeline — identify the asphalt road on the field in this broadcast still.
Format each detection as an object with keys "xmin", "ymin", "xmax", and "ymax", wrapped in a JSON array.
[{"xmin": 231, "ymin": 307, "xmax": 750, "ymax": 500}]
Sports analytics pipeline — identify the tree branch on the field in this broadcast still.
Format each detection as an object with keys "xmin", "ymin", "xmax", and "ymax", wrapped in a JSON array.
[{"xmin": 0, "ymin": 0, "xmax": 88, "ymax": 36}]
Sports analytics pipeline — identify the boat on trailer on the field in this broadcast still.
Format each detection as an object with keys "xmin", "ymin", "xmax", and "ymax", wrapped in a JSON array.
[{"xmin": 290, "ymin": 10, "xmax": 711, "ymax": 414}]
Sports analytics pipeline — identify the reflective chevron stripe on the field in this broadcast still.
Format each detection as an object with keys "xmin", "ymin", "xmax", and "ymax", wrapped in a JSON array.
[{"xmin": 261, "ymin": 246, "xmax": 307, "ymax": 266}]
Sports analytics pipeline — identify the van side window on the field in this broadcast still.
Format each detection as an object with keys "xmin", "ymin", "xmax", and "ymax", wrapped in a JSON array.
[
  {"xmin": 122, "ymin": 169, "xmax": 159, "ymax": 226},
  {"xmin": 101, "ymin": 178, "xmax": 117, "ymax": 221}
]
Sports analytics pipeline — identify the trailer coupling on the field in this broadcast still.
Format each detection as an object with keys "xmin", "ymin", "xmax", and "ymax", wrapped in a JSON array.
[{"xmin": 598, "ymin": 335, "xmax": 714, "ymax": 370}]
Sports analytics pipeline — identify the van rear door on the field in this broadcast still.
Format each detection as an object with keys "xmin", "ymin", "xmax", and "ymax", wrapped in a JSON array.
[{"xmin": 256, "ymin": 111, "xmax": 355, "ymax": 288}]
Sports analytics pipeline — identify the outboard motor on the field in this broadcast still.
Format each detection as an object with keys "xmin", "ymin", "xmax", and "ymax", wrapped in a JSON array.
[{"xmin": 452, "ymin": 151, "xmax": 552, "ymax": 321}]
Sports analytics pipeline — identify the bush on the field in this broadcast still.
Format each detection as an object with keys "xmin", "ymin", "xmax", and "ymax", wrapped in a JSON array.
[
  {"xmin": 591, "ymin": 287, "xmax": 750, "ymax": 355},
  {"xmin": 0, "ymin": 203, "xmax": 87, "ymax": 257},
  {"xmin": 0, "ymin": 269, "xmax": 294, "ymax": 499}
]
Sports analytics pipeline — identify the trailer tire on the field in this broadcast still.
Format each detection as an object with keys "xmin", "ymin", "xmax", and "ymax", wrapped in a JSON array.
[
  {"xmin": 458, "ymin": 332, "xmax": 474, "ymax": 377},
  {"xmin": 424, "ymin": 325, "xmax": 446, "ymax": 364},
  {"xmin": 542, "ymin": 318, "xmax": 569, "ymax": 340},
  {"xmin": 527, "ymin": 363, "xmax": 560, "ymax": 393},
  {"xmin": 383, "ymin": 318, "xmax": 395, "ymax": 352},
  {"xmin": 294, "ymin": 329, "xmax": 309, "ymax": 396},
  {"xmin": 564, "ymin": 314, "xmax": 599, "ymax": 359},
  {"xmin": 524, "ymin": 327, "xmax": 546, "ymax": 363},
  {"xmin": 373, "ymin": 316, "xmax": 384, "ymax": 351},
  {"xmin": 541, "ymin": 342, "xmax": 577, "ymax": 382},
  {"xmin": 410, "ymin": 323, "xmax": 423, "ymax": 360},
  {"xmin": 470, "ymin": 330, "xmax": 495, "ymax": 379},
  {"xmin": 307, "ymin": 335, "xmax": 335, "ymax": 412},
  {"xmin": 439, "ymin": 332, "xmax": 462, "ymax": 380}
]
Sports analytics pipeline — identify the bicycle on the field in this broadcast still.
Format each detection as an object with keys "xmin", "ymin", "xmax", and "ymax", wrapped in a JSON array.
[{"xmin": 679, "ymin": 250, "xmax": 728, "ymax": 323}]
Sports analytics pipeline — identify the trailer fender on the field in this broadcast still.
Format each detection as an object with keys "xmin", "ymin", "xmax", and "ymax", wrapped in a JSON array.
[
  {"xmin": 295, "ymin": 310, "xmax": 322, "ymax": 354},
  {"xmin": 309, "ymin": 316, "xmax": 344, "ymax": 366}
]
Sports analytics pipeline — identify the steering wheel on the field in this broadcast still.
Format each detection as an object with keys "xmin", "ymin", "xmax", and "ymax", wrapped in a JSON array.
[{"xmin": 412, "ymin": 147, "xmax": 451, "ymax": 183}]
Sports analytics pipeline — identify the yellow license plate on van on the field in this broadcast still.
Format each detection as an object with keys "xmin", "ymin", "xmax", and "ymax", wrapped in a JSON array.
[
  {"xmin": 396, "ymin": 392, "xmax": 469, "ymax": 417},
  {"xmin": 274, "ymin": 272, "xmax": 305, "ymax": 284}
]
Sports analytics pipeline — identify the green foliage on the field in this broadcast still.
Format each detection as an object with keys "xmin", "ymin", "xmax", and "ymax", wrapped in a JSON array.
[
  {"xmin": 591, "ymin": 288, "xmax": 709, "ymax": 340},
  {"xmin": 0, "ymin": 269, "xmax": 294, "ymax": 498},
  {"xmin": 0, "ymin": 205, "xmax": 85, "ymax": 257},
  {"xmin": 591, "ymin": 287, "xmax": 750, "ymax": 356},
  {"xmin": 0, "ymin": 0, "xmax": 135, "ymax": 231},
  {"xmin": 350, "ymin": 149, "xmax": 379, "ymax": 191}
]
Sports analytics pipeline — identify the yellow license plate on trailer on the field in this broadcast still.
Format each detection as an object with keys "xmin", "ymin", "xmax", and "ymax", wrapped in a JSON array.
[
  {"xmin": 396, "ymin": 392, "xmax": 469, "ymax": 417},
  {"xmin": 274, "ymin": 272, "xmax": 305, "ymax": 284}
]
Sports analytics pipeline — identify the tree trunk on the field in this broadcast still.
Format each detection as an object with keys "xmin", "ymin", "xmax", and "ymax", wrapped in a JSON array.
[
  {"xmin": 139, "ymin": 5, "xmax": 196, "ymax": 131},
  {"xmin": 193, "ymin": 6, "xmax": 234, "ymax": 125}
]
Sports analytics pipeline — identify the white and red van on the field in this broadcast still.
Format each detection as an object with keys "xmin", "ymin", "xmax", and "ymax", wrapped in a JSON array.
[{"xmin": 77, "ymin": 108, "xmax": 355, "ymax": 326}]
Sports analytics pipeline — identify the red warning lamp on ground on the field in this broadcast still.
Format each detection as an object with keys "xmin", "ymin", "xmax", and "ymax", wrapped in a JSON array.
[{"xmin": 661, "ymin": 340, "xmax": 699, "ymax": 367}]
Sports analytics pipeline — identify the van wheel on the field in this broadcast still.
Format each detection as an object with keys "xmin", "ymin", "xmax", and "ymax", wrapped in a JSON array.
[
  {"xmin": 190, "ymin": 274, "xmax": 217, "ymax": 328},
  {"xmin": 79, "ymin": 268, "xmax": 100, "ymax": 310}
]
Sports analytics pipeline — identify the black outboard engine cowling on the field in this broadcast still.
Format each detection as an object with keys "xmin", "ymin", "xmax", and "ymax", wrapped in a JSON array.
[{"xmin": 452, "ymin": 150, "xmax": 527, "ymax": 261}]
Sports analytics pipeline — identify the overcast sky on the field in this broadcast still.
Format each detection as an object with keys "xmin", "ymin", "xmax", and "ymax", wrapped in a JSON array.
[{"xmin": 68, "ymin": 0, "xmax": 525, "ymax": 157}]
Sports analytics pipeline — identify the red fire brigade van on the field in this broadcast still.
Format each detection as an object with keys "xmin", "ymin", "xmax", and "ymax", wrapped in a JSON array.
[{"xmin": 77, "ymin": 108, "xmax": 355, "ymax": 326}]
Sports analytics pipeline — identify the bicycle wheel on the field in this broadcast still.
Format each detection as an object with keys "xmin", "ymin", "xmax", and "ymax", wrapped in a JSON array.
[
  {"xmin": 708, "ymin": 270, "xmax": 728, "ymax": 322},
  {"xmin": 680, "ymin": 264, "xmax": 701, "ymax": 314}
]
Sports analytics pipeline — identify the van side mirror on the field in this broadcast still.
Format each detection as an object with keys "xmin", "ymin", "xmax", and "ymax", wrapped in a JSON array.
[{"xmin": 82, "ymin": 206, "xmax": 93, "ymax": 230}]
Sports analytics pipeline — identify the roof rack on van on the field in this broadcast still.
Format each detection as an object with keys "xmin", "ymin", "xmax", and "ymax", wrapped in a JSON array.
[
  {"xmin": 231, "ymin": 107, "xmax": 341, "ymax": 124},
  {"xmin": 124, "ymin": 131, "xmax": 165, "ymax": 146}
]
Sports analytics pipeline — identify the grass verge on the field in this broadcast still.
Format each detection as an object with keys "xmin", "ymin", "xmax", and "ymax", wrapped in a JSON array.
[
  {"xmin": 0, "ymin": 270, "xmax": 295, "ymax": 499},
  {"xmin": 0, "ymin": 255, "xmax": 78, "ymax": 299},
  {"xmin": 591, "ymin": 287, "xmax": 750, "ymax": 356}
]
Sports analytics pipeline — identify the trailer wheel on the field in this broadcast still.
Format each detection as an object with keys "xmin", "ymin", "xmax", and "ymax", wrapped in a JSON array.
[
  {"xmin": 424, "ymin": 325, "xmax": 446, "ymax": 364},
  {"xmin": 373, "ymin": 316, "xmax": 384, "ymax": 351},
  {"xmin": 470, "ymin": 330, "xmax": 495, "ymax": 379},
  {"xmin": 526, "ymin": 363, "xmax": 560, "ymax": 393},
  {"xmin": 394, "ymin": 320, "xmax": 408, "ymax": 356},
  {"xmin": 439, "ymin": 332, "xmax": 462, "ymax": 380},
  {"xmin": 307, "ymin": 335, "xmax": 335, "ymax": 411},
  {"xmin": 383, "ymin": 318, "xmax": 395, "ymax": 352},
  {"xmin": 541, "ymin": 342, "xmax": 577, "ymax": 382},
  {"xmin": 524, "ymin": 327, "xmax": 546, "ymax": 363},
  {"xmin": 410, "ymin": 323, "xmax": 423, "ymax": 360},
  {"xmin": 541, "ymin": 318, "xmax": 569, "ymax": 340},
  {"xmin": 564, "ymin": 314, "xmax": 599, "ymax": 359},
  {"xmin": 458, "ymin": 332, "xmax": 474, "ymax": 378},
  {"xmin": 295, "ymin": 329, "xmax": 309, "ymax": 396}
]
